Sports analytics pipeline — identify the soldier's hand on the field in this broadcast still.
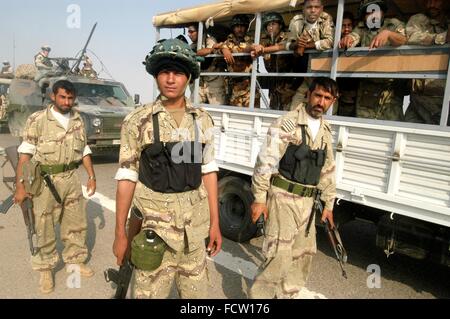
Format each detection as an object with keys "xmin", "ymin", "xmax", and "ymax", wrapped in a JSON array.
[
  {"xmin": 369, "ymin": 30, "xmax": 390, "ymax": 49},
  {"xmin": 86, "ymin": 179, "xmax": 96, "ymax": 197},
  {"xmin": 14, "ymin": 187, "xmax": 29, "ymax": 205},
  {"xmin": 251, "ymin": 202, "xmax": 269, "ymax": 224},
  {"xmin": 207, "ymin": 223, "xmax": 222, "ymax": 257},
  {"xmin": 222, "ymin": 48, "xmax": 235, "ymax": 65},
  {"xmin": 339, "ymin": 36, "xmax": 354, "ymax": 49},
  {"xmin": 321, "ymin": 208, "xmax": 335, "ymax": 229},
  {"xmin": 113, "ymin": 234, "xmax": 128, "ymax": 266}
]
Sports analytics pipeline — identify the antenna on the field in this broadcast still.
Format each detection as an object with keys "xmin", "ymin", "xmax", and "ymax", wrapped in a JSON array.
[
  {"xmin": 12, "ymin": 33, "xmax": 16, "ymax": 71},
  {"xmin": 71, "ymin": 22, "xmax": 98, "ymax": 73}
]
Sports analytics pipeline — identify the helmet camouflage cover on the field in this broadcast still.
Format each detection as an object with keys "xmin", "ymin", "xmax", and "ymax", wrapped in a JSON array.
[
  {"xmin": 358, "ymin": 0, "xmax": 387, "ymax": 17},
  {"xmin": 144, "ymin": 38, "xmax": 202, "ymax": 79},
  {"xmin": 230, "ymin": 14, "xmax": 250, "ymax": 28},
  {"xmin": 262, "ymin": 12, "xmax": 285, "ymax": 29}
]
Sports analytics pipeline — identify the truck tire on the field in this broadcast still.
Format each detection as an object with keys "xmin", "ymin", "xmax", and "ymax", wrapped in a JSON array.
[{"xmin": 218, "ymin": 176, "xmax": 257, "ymax": 243}]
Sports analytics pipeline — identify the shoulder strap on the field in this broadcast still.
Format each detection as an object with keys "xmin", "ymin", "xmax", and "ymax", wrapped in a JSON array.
[
  {"xmin": 300, "ymin": 125, "xmax": 306, "ymax": 145},
  {"xmin": 152, "ymin": 113, "xmax": 160, "ymax": 142},
  {"xmin": 193, "ymin": 113, "xmax": 200, "ymax": 143}
]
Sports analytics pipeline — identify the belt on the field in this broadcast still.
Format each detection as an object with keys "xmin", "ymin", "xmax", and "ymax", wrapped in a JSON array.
[
  {"xmin": 272, "ymin": 176, "xmax": 317, "ymax": 198},
  {"xmin": 40, "ymin": 161, "xmax": 80, "ymax": 175}
]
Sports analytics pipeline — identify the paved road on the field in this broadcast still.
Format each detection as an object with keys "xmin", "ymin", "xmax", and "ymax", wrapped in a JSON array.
[{"xmin": 1, "ymin": 133, "xmax": 449, "ymax": 299}]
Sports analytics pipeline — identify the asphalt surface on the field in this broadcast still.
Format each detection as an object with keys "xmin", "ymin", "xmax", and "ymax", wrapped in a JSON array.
[{"xmin": 0, "ymin": 132, "xmax": 449, "ymax": 299}]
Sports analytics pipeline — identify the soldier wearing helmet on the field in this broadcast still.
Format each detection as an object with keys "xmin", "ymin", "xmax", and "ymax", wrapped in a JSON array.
[
  {"xmin": 80, "ymin": 55, "xmax": 98, "ymax": 79},
  {"xmin": 340, "ymin": 0, "xmax": 408, "ymax": 121},
  {"xmin": 34, "ymin": 45, "xmax": 53, "ymax": 70},
  {"xmin": 113, "ymin": 39, "xmax": 222, "ymax": 299},
  {"xmin": 186, "ymin": 23, "xmax": 226, "ymax": 105},
  {"xmin": 251, "ymin": 12, "xmax": 300, "ymax": 110},
  {"xmin": 221, "ymin": 14, "xmax": 260, "ymax": 107},
  {"xmin": 405, "ymin": 0, "xmax": 450, "ymax": 125},
  {"xmin": 1, "ymin": 61, "xmax": 13, "ymax": 76}
]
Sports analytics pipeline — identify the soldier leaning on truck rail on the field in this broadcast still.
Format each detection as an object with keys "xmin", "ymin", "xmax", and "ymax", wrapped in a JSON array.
[
  {"xmin": 248, "ymin": 77, "xmax": 337, "ymax": 299},
  {"xmin": 405, "ymin": 0, "xmax": 450, "ymax": 125},
  {"xmin": 221, "ymin": 14, "xmax": 260, "ymax": 107},
  {"xmin": 339, "ymin": 0, "xmax": 408, "ymax": 121},
  {"xmin": 186, "ymin": 23, "xmax": 226, "ymax": 105},
  {"xmin": 251, "ymin": 12, "xmax": 301, "ymax": 111},
  {"xmin": 14, "ymin": 80, "xmax": 96, "ymax": 294},
  {"xmin": 113, "ymin": 39, "xmax": 222, "ymax": 299},
  {"xmin": 285, "ymin": 0, "xmax": 336, "ymax": 111}
]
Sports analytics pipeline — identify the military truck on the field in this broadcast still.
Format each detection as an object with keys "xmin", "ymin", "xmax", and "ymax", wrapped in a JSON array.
[
  {"xmin": 0, "ymin": 77, "xmax": 12, "ymax": 133},
  {"xmin": 5, "ymin": 24, "xmax": 137, "ymax": 151},
  {"xmin": 153, "ymin": 0, "xmax": 450, "ymax": 267}
]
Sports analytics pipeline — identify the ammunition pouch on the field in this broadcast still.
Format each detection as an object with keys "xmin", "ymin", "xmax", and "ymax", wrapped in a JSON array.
[
  {"xmin": 22, "ymin": 160, "xmax": 43, "ymax": 196},
  {"xmin": 279, "ymin": 125, "xmax": 326, "ymax": 186},
  {"xmin": 131, "ymin": 229, "xmax": 167, "ymax": 272}
]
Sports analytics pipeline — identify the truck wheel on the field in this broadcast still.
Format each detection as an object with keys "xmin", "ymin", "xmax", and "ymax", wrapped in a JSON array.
[{"xmin": 218, "ymin": 176, "xmax": 257, "ymax": 243}]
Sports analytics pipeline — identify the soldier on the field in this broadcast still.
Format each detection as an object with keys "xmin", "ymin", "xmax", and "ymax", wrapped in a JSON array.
[
  {"xmin": 221, "ymin": 14, "xmax": 260, "ymax": 107},
  {"xmin": 251, "ymin": 12, "xmax": 300, "ymax": 110},
  {"xmin": 405, "ymin": 0, "xmax": 450, "ymax": 125},
  {"xmin": 34, "ymin": 45, "xmax": 53, "ymax": 70},
  {"xmin": 336, "ymin": 12, "xmax": 358, "ymax": 117},
  {"xmin": 1, "ymin": 61, "xmax": 13, "ymax": 75},
  {"xmin": 80, "ymin": 55, "xmax": 98, "ymax": 79},
  {"xmin": 186, "ymin": 23, "xmax": 226, "ymax": 105},
  {"xmin": 113, "ymin": 39, "xmax": 222, "ymax": 299},
  {"xmin": 248, "ymin": 77, "xmax": 337, "ymax": 299},
  {"xmin": 14, "ymin": 80, "xmax": 96, "ymax": 294},
  {"xmin": 286, "ymin": 0, "xmax": 336, "ymax": 111},
  {"xmin": 340, "ymin": 0, "xmax": 407, "ymax": 121}
]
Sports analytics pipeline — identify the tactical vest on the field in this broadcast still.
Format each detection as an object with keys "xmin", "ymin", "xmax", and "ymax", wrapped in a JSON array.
[
  {"xmin": 278, "ymin": 125, "xmax": 327, "ymax": 186},
  {"xmin": 138, "ymin": 112, "xmax": 204, "ymax": 193}
]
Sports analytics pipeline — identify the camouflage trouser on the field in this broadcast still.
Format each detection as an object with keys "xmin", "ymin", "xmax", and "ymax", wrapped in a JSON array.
[
  {"xmin": 190, "ymin": 77, "xmax": 226, "ymax": 105},
  {"xmin": 133, "ymin": 243, "xmax": 208, "ymax": 299},
  {"xmin": 356, "ymin": 80, "xmax": 404, "ymax": 121},
  {"xmin": 230, "ymin": 79, "xmax": 260, "ymax": 108},
  {"xmin": 404, "ymin": 94, "xmax": 447, "ymax": 125},
  {"xmin": 269, "ymin": 81, "xmax": 297, "ymax": 111},
  {"xmin": 249, "ymin": 185, "xmax": 316, "ymax": 299},
  {"xmin": 31, "ymin": 171, "xmax": 87, "ymax": 271}
]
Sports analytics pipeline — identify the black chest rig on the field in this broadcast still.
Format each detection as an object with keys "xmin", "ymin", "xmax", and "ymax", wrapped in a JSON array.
[
  {"xmin": 138, "ymin": 113, "xmax": 205, "ymax": 193},
  {"xmin": 278, "ymin": 125, "xmax": 327, "ymax": 186}
]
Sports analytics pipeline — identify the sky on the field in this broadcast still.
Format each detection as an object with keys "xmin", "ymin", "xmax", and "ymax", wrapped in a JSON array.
[{"xmin": 0, "ymin": 0, "xmax": 208, "ymax": 103}]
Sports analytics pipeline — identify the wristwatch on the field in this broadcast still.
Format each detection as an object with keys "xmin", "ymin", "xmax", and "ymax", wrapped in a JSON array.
[{"xmin": 88, "ymin": 176, "xmax": 96, "ymax": 181}]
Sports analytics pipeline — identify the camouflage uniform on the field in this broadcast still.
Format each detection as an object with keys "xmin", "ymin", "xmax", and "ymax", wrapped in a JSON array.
[
  {"xmin": 261, "ymin": 31, "xmax": 299, "ymax": 110},
  {"xmin": 287, "ymin": 12, "xmax": 335, "ymax": 111},
  {"xmin": 222, "ymin": 34, "xmax": 260, "ymax": 107},
  {"xmin": 405, "ymin": 13, "xmax": 449, "ymax": 125},
  {"xmin": 20, "ymin": 105, "xmax": 89, "ymax": 271},
  {"xmin": 117, "ymin": 97, "xmax": 216, "ymax": 299},
  {"xmin": 249, "ymin": 103, "xmax": 336, "ymax": 299},
  {"xmin": 189, "ymin": 36, "xmax": 226, "ymax": 105},
  {"xmin": 80, "ymin": 66, "xmax": 98, "ymax": 79},
  {"xmin": 347, "ymin": 19, "xmax": 407, "ymax": 121},
  {"xmin": 34, "ymin": 53, "xmax": 53, "ymax": 70}
]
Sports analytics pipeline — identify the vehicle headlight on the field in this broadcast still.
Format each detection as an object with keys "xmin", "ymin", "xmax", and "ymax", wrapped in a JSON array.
[{"xmin": 92, "ymin": 118, "xmax": 102, "ymax": 127}]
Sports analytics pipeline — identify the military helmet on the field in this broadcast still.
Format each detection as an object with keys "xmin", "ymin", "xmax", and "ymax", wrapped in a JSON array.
[
  {"xmin": 358, "ymin": 0, "xmax": 387, "ymax": 18},
  {"xmin": 143, "ymin": 38, "xmax": 201, "ymax": 79},
  {"xmin": 262, "ymin": 12, "xmax": 285, "ymax": 30},
  {"xmin": 230, "ymin": 14, "xmax": 250, "ymax": 28},
  {"xmin": 3, "ymin": 61, "xmax": 10, "ymax": 65},
  {"xmin": 41, "ymin": 45, "xmax": 51, "ymax": 52}
]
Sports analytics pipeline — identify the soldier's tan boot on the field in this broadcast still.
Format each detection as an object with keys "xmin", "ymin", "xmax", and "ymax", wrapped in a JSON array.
[
  {"xmin": 66, "ymin": 263, "xmax": 94, "ymax": 277},
  {"xmin": 39, "ymin": 270, "xmax": 54, "ymax": 294}
]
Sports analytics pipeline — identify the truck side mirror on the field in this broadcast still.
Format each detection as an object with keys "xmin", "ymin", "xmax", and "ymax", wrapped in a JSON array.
[{"xmin": 134, "ymin": 94, "xmax": 140, "ymax": 105}]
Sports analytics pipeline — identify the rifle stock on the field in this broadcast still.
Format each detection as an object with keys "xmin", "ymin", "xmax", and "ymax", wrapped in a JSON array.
[{"xmin": 104, "ymin": 207, "xmax": 143, "ymax": 299}]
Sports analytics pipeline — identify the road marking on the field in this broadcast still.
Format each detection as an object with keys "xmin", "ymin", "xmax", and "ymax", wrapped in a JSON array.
[{"xmin": 82, "ymin": 188, "xmax": 327, "ymax": 299}]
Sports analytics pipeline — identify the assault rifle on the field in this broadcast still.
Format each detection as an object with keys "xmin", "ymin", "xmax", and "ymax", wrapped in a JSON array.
[
  {"xmin": 307, "ymin": 190, "xmax": 348, "ymax": 279},
  {"xmin": 1, "ymin": 146, "xmax": 38, "ymax": 255},
  {"xmin": 104, "ymin": 207, "xmax": 143, "ymax": 299}
]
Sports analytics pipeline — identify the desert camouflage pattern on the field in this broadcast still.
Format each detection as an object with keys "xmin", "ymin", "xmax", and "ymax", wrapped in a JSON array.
[
  {"xmin": 347, "ymin": 18, "xmax": 406, "ymax": 47},
  {"xmin": 261, "ymin": 31, "xmax": 298, "ymax": 110},
  {"xmin": 249, "ymin": 103, "xmax": 336, "ymax": 298},
  {"xmin": 34, "ymin": 53, "xmax": 53, "ymax": 70},
  {"xmin": 80, "ymin": 67, "xmax": 98, "ymax": 79},
  {"xmin": 190, "ymin": 37, "xmax": 226, "ymax": 105},
  {"xmin": 286, "ymin": 12, "xmax": 335, "ymax": 51},
  {"xmin": 21, "ymin": 105, "xmax": 88, "ymax": 270},
  {"xmin": 407, "ymin": 13, "xmax": 448, "ymax": 46},
  {"xmin": 119, "ymin": 97, "xmax": 215, "ymax": 252},
  {"xmin": 0, "ymin": 95, "xmax": 6, "ymax": 120},
  {"xmin": 229, "ymin": 78, "xmax": 260, "ymax": 108}
]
